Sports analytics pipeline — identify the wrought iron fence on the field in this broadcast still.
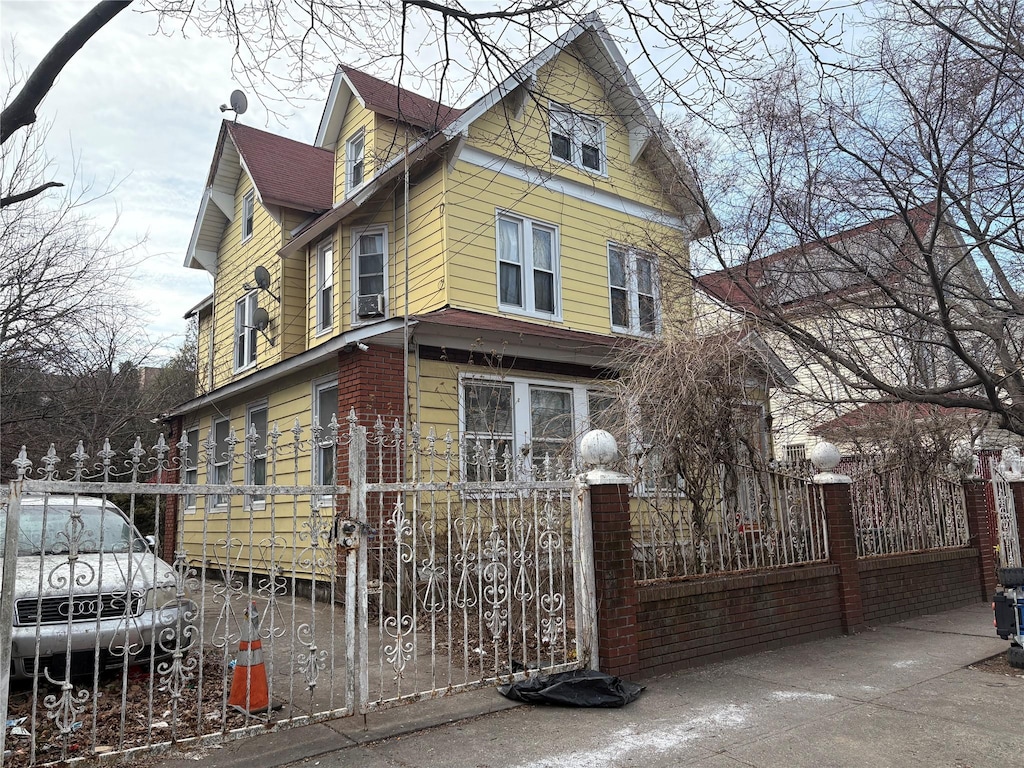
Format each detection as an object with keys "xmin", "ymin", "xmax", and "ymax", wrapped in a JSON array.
[
  {"xmin": 849, "ymin": 462, "xmax": 969, "ymax": 558},
  {"xmin": 989, "ymin": 450, "xmax": 1022, "ymax": 569},
  {"xmin": 0, "ymin": 416, "xmax": 584, "ymax": 766},
  {"xmin": 630, "ymin": 460, "xmax": 829, "ymax": 582}
]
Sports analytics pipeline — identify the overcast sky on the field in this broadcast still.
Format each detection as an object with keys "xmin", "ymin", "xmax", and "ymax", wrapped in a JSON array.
[{"xmin": 2, "ymin": 0, "xmax": 325, "ymax": 359}]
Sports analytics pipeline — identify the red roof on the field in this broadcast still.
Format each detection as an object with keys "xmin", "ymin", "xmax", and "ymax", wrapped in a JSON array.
[
  {"xmin": 226, "ymin": 122, "xmax": 334, "ymax": 212},
  {"xmin": 810, "ymin": 401, "xmax": 972, "ymax": 435},
  {"xmin": 696, "ymin": 204, "xmax": 938, "ymax": 313},
  {"xmin": 342, "ymin": 66, "xmax": 464, "ymax": 131}
]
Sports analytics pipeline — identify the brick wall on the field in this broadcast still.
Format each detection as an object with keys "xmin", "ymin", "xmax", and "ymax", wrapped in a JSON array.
[
  {"xmin": 636, "ymin": 565, "xmax": 842, "ymax": 675},
  {"xmin": 858, "ymin": 548, "xmax": 982, "ymax": 625}
]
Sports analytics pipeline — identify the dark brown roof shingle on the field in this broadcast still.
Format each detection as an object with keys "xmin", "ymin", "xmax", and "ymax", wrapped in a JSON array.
[
  {"xmin": 226, "ymin": 122, "xmax": 334, "ymax": 212},
  {"xmin": 342, "ymin": 66, "xmax": 464, "ymax": 131}
]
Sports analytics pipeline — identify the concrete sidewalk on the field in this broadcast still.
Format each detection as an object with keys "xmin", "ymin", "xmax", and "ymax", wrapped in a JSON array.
[{"xmin": 157, "ymin": 602, "xmax": 1021, "ymax": 768}]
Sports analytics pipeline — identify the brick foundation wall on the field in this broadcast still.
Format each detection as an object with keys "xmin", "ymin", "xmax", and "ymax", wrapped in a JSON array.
[
  {"xmin": 636, "ymin": 564, "xmax": 843, "ymax": 676},
  {"xmin": 858, "ymin": 548, "xmax": 982, "ymax": 625}
]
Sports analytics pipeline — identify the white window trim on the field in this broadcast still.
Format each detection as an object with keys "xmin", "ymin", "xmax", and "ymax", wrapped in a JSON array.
[
  {"xmin": 183, "ymin": 426, "xmax": 200, "ymax": 514},
  {"xmin": 245, "ymin": 401, "xmax": 269, "ymax": 510},
  {"xmin": 315, "ymin": 239, "xmax": 334, "ymax": 336},
  {"xmin": 241, "ymin": 190, "xmax": 255, "ymax": 242},
  {"xmin": 458, "ymin": 372, "xmax": 604, "ymax": 478},
  {"xmin": 495, "ymin": 211, "xmax": 561, "ymax": 320},
  {"xmin": 346, "ymin": 129, "xmax": 366, "ymax": 195},
  {"xmin": 608, "ymin": 243, "xmax": 660, "ymax": 336},
  {"xmin": 351, "ymin": 225, "xmax": 388, "ymax": 324},
  {"xmin": 312, "ymin": 377, "xmax": 339, "ymax": 503},
  {"xmin": 549, "ymin": 102, "xmax": 607, "ymax": 176},
  {"xmin": 234, "ymin": 291, "xmax": 258, "ymax": 372}
]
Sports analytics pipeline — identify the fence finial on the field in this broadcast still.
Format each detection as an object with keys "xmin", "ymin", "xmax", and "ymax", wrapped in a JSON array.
[
  {"xmin": 809, "ymin": 442, "xmax": 851, "ymax": 485},
  {"xmin": 580, "ymin": 430, "xmax": 629, "ymax": 485}
]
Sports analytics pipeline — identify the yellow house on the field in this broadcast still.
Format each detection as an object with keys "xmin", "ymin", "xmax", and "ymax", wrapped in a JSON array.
[{"xmin": 169, "ymin": 16, "xmax": 708, "ymax": 519}]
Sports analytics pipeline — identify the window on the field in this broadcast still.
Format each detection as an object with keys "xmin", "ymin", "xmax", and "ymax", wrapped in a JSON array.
[
  {"xmin": 212, "ymin": 418, "xmax": 232, "ymax": 507},
  {"xmin": 550, "ymin": 104, "xmax": 605, "ymax": 174},
  {"xmin": 183, "ymin": 427, "xmax": 199, "ymax": 511},
  {"xmin": 608, "ymin": 244, "xmax": 659, "ymax": 334},
  {"xmin": 497, "ymin": 214, "xmax": 559, "ymax": 318},
  {"xmin": 316, "ymin": 240, "xmax": 334, "ymax": 333},
  {"xmin": 463, "ymin": 381, "xmax": 515, "ymax": 481},
  {"xmin": 346, "ymin": 130, "xmax": 365, "ymax": 193},
  {"xmin": 460, "ymin": 376, "xmax": 608, "ymax": 480},
  {"xmin": 246, "ymin": 404, "xmax": 268, "ymax": 507},
  {"xmin": 353, "ymin": 228, "xmax": 386, "ymax": 319},
  {"xmin": 313, "ymin": 380, "xmax": 339, "ymax": 489},
  {"xmin": 234, "ymin": 291, "xmax": 258, "ymax": 370},
  {"xmin": 242, "ymin": 190, "xmax": 255, "ymax": 242}
]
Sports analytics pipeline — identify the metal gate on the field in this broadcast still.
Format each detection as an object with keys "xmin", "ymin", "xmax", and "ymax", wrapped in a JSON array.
[
  {"xmin": 990, "ymin": 453, "xmax": 1022, "ymax": 569},
  {"xmin": 1, "ymin": 417, "xmax": 591, "ymax": 766}
]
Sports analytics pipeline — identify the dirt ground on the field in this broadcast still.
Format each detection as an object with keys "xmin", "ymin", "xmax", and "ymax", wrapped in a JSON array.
[{"xmin": 966, "ymin": 648, "xmax": 1024, "ymax": 679}]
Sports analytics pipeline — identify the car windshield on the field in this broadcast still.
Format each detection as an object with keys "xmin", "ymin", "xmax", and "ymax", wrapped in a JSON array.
[{"xmin": 0, "ymin": 503, "xmax": 146, "ymax": 556}]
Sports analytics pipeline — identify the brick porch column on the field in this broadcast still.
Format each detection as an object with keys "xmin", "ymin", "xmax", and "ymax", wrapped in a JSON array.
[
  {"xmin": 810, "ymin": 443, "xmax": 864, "ymax": 634},
  {"xmin": 964, "ymin": 477, "xmax": 998, "ymax": 599},
  {"xmin": 580, "ymin": 431, "xmax": 639, "ymax": 680},
  {"xmin": 162, "ymin": 417, "xmax": 183, "ymax": 564}
]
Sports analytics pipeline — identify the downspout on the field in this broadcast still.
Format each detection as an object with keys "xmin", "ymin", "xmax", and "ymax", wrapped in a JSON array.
[{"xmin": 403, "ymin": 130, "xmax": 411, "ymax": 481}]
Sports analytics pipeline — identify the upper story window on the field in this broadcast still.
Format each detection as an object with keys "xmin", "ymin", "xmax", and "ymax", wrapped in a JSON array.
[
  {"xmin": 353, "ymin": 228, "xmax": 386, "ymax": 320},
  {"xmin": 608, "ymin": 244, "xmax": 659, "ymax": 335},
  {"xmin": 234, "ymin": 291, "xmax": 258, "ymax": 371},
  {"xmin": 316, "ymin": 239, "xmax": 334, "ymax": 334},
  {"xmin": 246, "ymin": 403, "xmax": 268, "ymax": 508},
  {"xmin": 550, "ymin": 104, "xmax": 605, "ymax": 174},
  {"xmin": 242, "ymin": 190, "xmax": 255, "ymax": 242},
  {"xmin": 346, "ymin": 130, "xmax": 365, "ymax": 194},
  {"xmin": 497, "ymin": 213, "xmax": 559, "ymax": 319}
]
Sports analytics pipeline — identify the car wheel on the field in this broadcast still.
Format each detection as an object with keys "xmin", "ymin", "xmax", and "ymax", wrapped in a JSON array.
[
  {"xmin": 997, "ymin": 567, "xmax": 1024, "ymax": 588},
  {"xmin": 1009, "ymin": 645, "xmax": 1024, "ymax": 670}
]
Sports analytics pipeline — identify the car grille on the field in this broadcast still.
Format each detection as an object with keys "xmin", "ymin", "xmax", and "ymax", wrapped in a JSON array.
[{"xmin": 15, "ymin": 592, "xmax": 144, "ymax": 625}]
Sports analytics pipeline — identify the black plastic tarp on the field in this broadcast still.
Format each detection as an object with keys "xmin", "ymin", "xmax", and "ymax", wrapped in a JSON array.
[{"xmin": 497, "ymin": 669, "xmax": 644, "ymax": 708}]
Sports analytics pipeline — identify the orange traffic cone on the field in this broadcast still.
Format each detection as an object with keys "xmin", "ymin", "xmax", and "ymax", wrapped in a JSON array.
[{"xmin": 228, "ymin": 602, "xmax": 270, "ymax": 714}]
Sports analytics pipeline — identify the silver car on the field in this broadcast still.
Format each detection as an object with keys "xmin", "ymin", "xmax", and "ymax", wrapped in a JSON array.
[{"xmin": 1, "ymin": 495, "xmax": 196, "ymax": 681}]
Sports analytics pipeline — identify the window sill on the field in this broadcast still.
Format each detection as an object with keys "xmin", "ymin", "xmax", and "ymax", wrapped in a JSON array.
[
  {"xmin": 314, "ymin": 326, "xmax": 334, "ymax": 338},
  {"xmin": 611, "ymin": 324, "xmax": 659, "ymax": 338},
  {"xmin": 499, "ymin": 304, "xmax": 563, "ymax": 323},
  {"xmin": 233, "ymin": 361, "xmax": 257, "ymax": 375},
  {"xmin": 550, "ymin": 155, "xmax": 607, "ymax": 178}
]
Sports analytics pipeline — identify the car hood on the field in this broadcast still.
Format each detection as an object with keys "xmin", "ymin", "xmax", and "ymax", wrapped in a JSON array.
[{"xmin": 7, "ymin": 552, "xmax": 177, "ymax": 599}]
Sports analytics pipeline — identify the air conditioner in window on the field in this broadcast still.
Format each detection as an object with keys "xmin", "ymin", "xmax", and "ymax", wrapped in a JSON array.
[{"xmin": 356, "ymin": 293, "xmax": 385, "ymax": 318}]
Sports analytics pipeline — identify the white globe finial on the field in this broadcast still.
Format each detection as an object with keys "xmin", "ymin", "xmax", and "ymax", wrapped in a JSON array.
[
  {"xmin": 809, "ymin": 442, "xmax": 842, "ymax": 472},
  {"xmin": 580, "ymin": 429, "xmax": 618, "ymax": 470}
]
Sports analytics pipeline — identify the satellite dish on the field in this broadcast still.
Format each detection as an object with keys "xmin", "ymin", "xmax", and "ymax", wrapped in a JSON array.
[
  {"xmin": 252, "ymin": 306, "xmax": 270, "ymax": 332},
  {"xmin": 254, "ymin": 265, "xmax": 271, "ymax": 290},
  {"xmin": 229, "ymin": 89, "xmax": 248, "ymax": 115}
]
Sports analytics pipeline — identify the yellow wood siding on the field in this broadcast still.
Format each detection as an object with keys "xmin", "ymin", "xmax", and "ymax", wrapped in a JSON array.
[
  {"xmin": 334, "ymin": 101, "xmax": 375, "ymax": 202},
  {"xmin": 466, "ymin": 47, "xmax": 679, "ymax": 212},
  {"xmin": 208, "ymin": 174, "xmax": 287, "ymax": 390}
]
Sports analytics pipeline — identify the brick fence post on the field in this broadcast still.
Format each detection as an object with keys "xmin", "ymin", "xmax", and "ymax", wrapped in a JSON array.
[
  {"xmin": 963, "ymin": 477, "xmax": 998, "ymax": 599},
  {"xmin": 810, "ymin": 442, "xmax": 864, "ymax": 634},
  {"xmin": 578, "ymin": 431, "xmax": 639, "ymax": 680}
]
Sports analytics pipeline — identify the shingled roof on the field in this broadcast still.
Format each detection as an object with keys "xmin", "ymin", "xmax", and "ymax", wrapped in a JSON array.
[
  {"xmin": 225, "ymin": 122, "xmax": 334, "ymax": 212},
  {"xmin": 696, "ymin": 205, "xmax": 938, "ymax": 314},
  {"xmin": 341, "ymin": 66, "xmax": 464, "ymax": 131}
]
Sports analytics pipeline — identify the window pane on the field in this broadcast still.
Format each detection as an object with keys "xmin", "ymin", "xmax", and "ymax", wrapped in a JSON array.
[
  {"xmin": 534, "ymin": 271, "xmax": 554, "ymax": 313},
  {"xmin": 608, "ymin": 248, "xmax": 626, "ymax": 288},
  {"xmin": 533, "ymin": 228, "xmax": 552, "ymax": 271},
  {"xmin": 317, "ymin": 386, "xmax": 338, "ymax": 431},
  {"xmin": 581, "ymin": 143, "xmax": 600, "ymax": 171},
  {"xmin": 500, "ymin": 262, "xmax": 522, "ymax": 306},
  {"xmin": 639, "ymin": 294, "xmax": 656, "ymax": 332},
  {"xmin": 551, "ymin": 132, "xmax": 570, "ymax": 160},
  {"xmin": 498, "ymin": 218, "xmax": 520, "ymax": 263},
  {"xmin": 530, "ymin": 388, "xmax": 573, "ymax": 440},
  {"xmin": 611, "ymin": 287, "xmax": 629, "ymax": 327},
  {"xmin": 464, "ymin": 383, "xmax": 513, "ymax": 435},
  {"xmin": 359, "ymin": 233, "xmax": 383, "ymax": 256},
  {"xmin": 637, "ymin": 257, "xmax": 653, "ymax": 293}
]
